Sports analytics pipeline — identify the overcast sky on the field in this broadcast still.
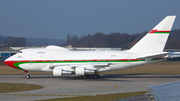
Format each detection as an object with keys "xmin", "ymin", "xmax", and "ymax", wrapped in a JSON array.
[{"xmin": 0, "ymin": 0, "xmax": 180, "ymax": 39}]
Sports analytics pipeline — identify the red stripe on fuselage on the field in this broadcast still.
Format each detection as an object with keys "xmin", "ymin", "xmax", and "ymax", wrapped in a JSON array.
[
  {"xmin": 4, "ymin": 59, "xmax": 143, "ymax": 63},
  {"xmin": 4, "ymin": 61, "xmax": 21, "ymax": 70}
]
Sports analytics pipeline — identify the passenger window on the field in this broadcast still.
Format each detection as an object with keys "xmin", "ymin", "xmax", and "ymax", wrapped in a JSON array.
[{"xmin": 37, "ymin": 52, "xmax": 45, "ymax": 54}]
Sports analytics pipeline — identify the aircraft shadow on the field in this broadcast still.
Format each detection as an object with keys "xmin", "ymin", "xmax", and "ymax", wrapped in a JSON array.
[{"xmin": 25, "ymin": 74, "xmax": 180, "ymax": 82}]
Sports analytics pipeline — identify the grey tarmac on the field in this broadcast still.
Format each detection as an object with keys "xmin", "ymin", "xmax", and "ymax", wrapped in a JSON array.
[{"xmin": 0, "ymin": 74, "xmax": 180, "ymax": 101}]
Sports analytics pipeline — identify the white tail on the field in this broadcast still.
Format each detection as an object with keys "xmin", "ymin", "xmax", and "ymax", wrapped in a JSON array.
[{"xmin": 130, "ymin": 16, "xmax": 176, "ymax": 53}]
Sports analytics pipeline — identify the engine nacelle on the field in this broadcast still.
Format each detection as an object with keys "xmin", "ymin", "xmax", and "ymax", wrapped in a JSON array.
[
  {"xmin": 75, "ymin": 67, "xmax": 95, "ymax": 75},
  {"xmin": 53, "ymin": 67, "xmax": 72, "ymax": 76}
]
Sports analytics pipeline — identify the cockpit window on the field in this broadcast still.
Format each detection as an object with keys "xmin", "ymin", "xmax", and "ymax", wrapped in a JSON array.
[{"xmin": 18, "ymin": 51, "xmax": 23, "ymax": 53}]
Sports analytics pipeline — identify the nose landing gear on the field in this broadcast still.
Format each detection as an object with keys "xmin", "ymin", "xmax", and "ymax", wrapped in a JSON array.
[{"xmin": 24, "ymin": 71, "xmax": 30, "ymax": 79}]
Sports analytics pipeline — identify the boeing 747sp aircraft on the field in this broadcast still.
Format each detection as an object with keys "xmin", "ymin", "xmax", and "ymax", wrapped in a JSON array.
[{"xmin": 4, "ymin": 16, "xmax": 176, "ymax": 79}]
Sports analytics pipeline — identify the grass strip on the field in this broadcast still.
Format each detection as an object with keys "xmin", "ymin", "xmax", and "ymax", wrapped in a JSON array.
[
  {"xmin": 100, "ymin": 61, "xmax": 180, "ymax": 75},
  {"xmin": 0, "ymin": 83, "xmax": 43, "ymax": 93},
  {"xmin": 38, "ymin": 91, "xmax": 146, "ymax": 101}
]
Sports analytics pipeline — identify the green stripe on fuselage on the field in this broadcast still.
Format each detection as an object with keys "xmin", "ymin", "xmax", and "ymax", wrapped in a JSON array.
[
  {"xmin": 14, "ymin": 62, "xmax": 24, "ymax": 70},
  {"xmin": 13, "ymin": 60, "xmax": 145, "ymax": 68}
]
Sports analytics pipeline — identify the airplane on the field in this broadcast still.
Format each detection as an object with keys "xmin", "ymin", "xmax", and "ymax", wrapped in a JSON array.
[{"xmin": 4, "ymin": 15, "xmax": 176, "ymax": 79}]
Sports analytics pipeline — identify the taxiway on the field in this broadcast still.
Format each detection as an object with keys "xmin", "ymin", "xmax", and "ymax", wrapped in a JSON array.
[{"xmin": 0, "ymin": 74, "xmax": 180, "ymax": 101}]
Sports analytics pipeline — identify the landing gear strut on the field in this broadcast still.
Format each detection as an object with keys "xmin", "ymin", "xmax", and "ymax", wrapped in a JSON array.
[
  {"xmin": 78, "ymin": 74, "xmax": 100, "ymax": 79},
  {"xmin": 24, "ymin": 71, "xmax": 30, "ymax": 79}
]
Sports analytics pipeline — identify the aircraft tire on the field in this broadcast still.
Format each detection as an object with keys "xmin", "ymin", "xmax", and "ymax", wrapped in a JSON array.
[
  {"xmin": 94, "ymin": 75, "xmax": 98, "ymax": 79},
  {"xmin": 78, "ymin": 76, "xmax": 83, "ymax": 79},
  {"xmin": 89, "ymin": 75, "xmax": 93, "ymax": 79},
  {"xmin": 83, "ymin": 76, "xmax": 87, "ymax": 79},
  {"xmin": 26, "ymin": 75, "xmax": 30, "ymax": 79},
  {"xmin": 93, "ymin": 74, "xmax": 100, "ymax": 79}
]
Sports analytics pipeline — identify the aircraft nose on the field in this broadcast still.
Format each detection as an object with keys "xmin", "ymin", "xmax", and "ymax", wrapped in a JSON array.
[
  {"xmin": 4, "ymin": 58, "xmax": 12, "ymax": 67},
  {"xmin": 4, "ymin": 58, "xmax": 17, "ymax": 69},
  {"xmin": 4, "ymin": 58, "xmax": 22, "ymax": 70}
]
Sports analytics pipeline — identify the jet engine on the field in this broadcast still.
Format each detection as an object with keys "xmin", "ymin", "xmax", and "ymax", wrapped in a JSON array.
[
  {"xmin": 75, "ymin": 67, "xmax": 95, "ymax": 75},
  {"xmin": 53, "ymin": 66, "xmax": 95, "ymax": 76},
  {"xmin": 53, "ymin": 67, "xmax": 72, "ymax": 76}
]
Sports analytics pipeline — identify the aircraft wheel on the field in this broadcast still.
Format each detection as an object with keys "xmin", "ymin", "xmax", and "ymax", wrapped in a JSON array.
[
  {"xmin": 94, "ymin": 75, "xmax": 98, "ymax": 79},
  {"xmin": 25, "ymin": 75, "xmax": 30, "ymax": 79},
  {"xmin": 78, "ymin": 76, "xmax": 83, "ymax": 79},
  {"xmin": 83, "ymin": 76, "xmax": 87, "ymax": 79},
  {"xmin": 89, "ymin": 75, "xmax": 93, "ymax": 79},
  {"xmin": 93, "ymin": 74, "xmax": 100, "ymax": 79}
]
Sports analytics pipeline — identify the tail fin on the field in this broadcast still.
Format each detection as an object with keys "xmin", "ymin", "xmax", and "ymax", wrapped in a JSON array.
[{"xmin": 130, "ymin": 16, "xmax": 176, "ymax": 53}]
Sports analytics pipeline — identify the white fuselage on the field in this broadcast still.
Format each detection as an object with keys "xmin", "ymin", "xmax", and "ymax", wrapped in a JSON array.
[{"xmin": 5, "ymin": 48, "xmax": 164, "ymax": 72}]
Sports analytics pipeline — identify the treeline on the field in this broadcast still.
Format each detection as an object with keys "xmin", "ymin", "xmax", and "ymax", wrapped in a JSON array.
[
  {"xmin": 1, "ymin": 29, "xmax": 180, "ymax": 49},
  {"xmin": 165, "ymin": 29, "xmax": 180, "ymax": 49},
  {"xmin": 0, "ymin": 35, "xmax": 66, "ymax": 48},
  {"xmin": 27, "ymin": 38, "xmax": 65, "ymax": 46},
  {"xmin": 65, "ymin": 31, "xmax": 147, "ymax": 49},
  {"xmin": 0, "ymin": 35, "xmax": 27, "ymax": 48},
  {"xmin": 65, "ymin": 29, "xmax": 180, "ymax": 49}
]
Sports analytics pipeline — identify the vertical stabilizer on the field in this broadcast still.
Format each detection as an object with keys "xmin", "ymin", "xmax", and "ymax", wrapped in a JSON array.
[{"xmin": 130, "ymin": 16, "xmax": 176, "ymax": 53}]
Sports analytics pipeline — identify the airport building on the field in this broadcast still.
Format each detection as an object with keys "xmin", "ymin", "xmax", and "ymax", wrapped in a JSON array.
[{"xmin": 0, "ymin": 51, "xmax": 18, "ymax": 62}]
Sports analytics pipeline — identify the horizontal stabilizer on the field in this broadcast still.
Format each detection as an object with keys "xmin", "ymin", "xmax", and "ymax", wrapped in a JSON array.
[{"xmin": 137, "ymin": 52, "xmax": 169, "ymax": 59}]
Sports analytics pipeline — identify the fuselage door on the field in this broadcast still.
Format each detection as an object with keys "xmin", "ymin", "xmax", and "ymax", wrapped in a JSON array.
[
  {"xmin": 127, "ymin": 56, "xmax": 131, "ymax": 64},
  {"xmin": 29, "ymin": 56, "xmax": 34, "ymax": 65},
  {"xmin": 50, "ymin": 57, "xmax": 54, "ymax": 65}
]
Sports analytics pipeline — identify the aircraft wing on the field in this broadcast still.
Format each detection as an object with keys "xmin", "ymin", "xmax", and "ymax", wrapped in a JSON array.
[
  {"xmin": 91, "ymin": 63, "xmax": 110, "ymax": 67},
  {"xmin": 49, "ymin": 63, "xmax": 109, "ymax": 71}
]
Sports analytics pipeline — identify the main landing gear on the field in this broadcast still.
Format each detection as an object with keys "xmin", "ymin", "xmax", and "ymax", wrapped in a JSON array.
[
  {"xmin": 78, "ymin": 74, "xmax": 100, "ymax": 79},
  {"xmin": 24, "ymin": 71, "xmax": 30, "ymax": 79}
]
